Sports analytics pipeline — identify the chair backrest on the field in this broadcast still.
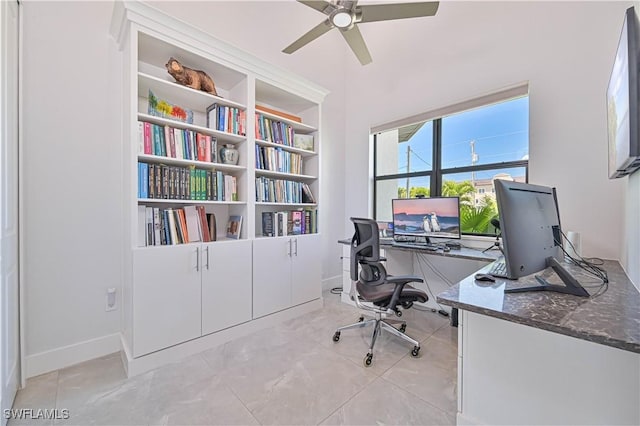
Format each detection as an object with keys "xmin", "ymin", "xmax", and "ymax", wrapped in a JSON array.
[{"xmin": 350, "ymin": 217, "xmax": 386, "ymax": 283}]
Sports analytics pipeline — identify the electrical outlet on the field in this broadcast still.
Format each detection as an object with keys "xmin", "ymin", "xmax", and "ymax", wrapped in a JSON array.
[{"xmin": 106, "ymin": 288, "xmax": 117, "ymax": 311}]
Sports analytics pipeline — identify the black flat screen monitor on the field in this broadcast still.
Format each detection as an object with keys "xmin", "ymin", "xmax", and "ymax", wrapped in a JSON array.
[
  {"xmin": 392, "ymin": 197, "xmax": 461, "ymax": 242},
  {"xmin": 494, "ymin": 180, "xmax": 589, "ymax": 297}
]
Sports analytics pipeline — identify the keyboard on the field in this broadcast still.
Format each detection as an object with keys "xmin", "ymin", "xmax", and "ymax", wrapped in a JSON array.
[
  {"xmin": 487, "ymin": 258, "xmax": 509, "ymax": 278},
  {"xmin": 391, "ymin": 241, "xmax": 439, "ymax": 251}
]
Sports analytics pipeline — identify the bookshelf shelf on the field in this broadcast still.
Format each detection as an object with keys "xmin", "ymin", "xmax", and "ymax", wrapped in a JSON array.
[
  {"xmin": 138, "ymin": 72, "xmax": 246, "ymax": 113},
  {"xmin": 255, "ymin": 139, "xmax": 316, "ymax": 157},
  {"xmin": 138, "ymin": 113, "xmax": 246, "ymax": 145},
  {"xmin": 138, "ymin": 154, "xmax": 246, "ymax": 172},
  {"xmin": 138, "ymin": 199, "xmax": 246, "ymax": 206},
  {"xmin": 254, "ymin": 169, "xmax": 316, "ymax": 181},
  {"xmin": 256, "ymin": 110, "xmax": 317, "ymax": 133},
  {"xmin": 255, "ymin": 202, "xmax": 318, "ymax": 207}
]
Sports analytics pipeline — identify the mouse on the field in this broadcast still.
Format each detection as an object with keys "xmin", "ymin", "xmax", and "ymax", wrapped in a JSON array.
[{"xmin": 474, "ymin": 273, "xmax": 496, "ymax": 282}]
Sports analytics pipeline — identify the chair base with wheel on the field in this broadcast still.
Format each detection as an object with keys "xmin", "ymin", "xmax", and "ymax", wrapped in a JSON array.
[{"xmin": 333, "ymin": 217, "xmax": 428, "ymax": 367}]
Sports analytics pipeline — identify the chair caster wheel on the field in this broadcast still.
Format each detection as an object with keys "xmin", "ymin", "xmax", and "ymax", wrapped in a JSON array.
[
  {"xmin": 411, "ymin": 346, "xmax": 420, "ymax": 357},
  {"xmin": 358, "ymin": 316, "xmax": 364, "ymax": 322},
  {"xmin": 364, "ymin": 353, "xmax": 373, "ymax": 367},
  {"xmin": 333, "ymin": 331, "xmax": 340, "ymax": 342},
  {"xmin": 399, "ymin": 324, "xmax": 406, "ymax": 333}
]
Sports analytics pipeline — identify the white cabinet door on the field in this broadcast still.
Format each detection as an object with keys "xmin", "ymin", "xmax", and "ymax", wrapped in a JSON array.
[
  {"xmin": 202, "ymin": 240, "xmax": 252, "ymax": 335},
  {"xmin": 252, "ymin": 237, "xmax": 292, "ymax": 318},
  {"xmin": 133, "ymin": 245, "xmax": 202, "ymax": 357},
  {"xmin": 291, "ymin": 235, "xmax": 321, "ymax": 305}
]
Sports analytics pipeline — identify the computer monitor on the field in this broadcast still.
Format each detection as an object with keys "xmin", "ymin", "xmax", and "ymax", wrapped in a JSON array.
[
  {"xmin": 392, "ymin": 197, "xmax": 461, "ymax": 243},
  {"xmin": 494, "ymin": 180, "xmax": 589, "ymax": 297}
]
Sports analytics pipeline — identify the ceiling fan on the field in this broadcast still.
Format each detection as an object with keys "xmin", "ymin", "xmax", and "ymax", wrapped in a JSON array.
[{"xmin": 282, "ymin": 1, "xmax": 440, "ymax": 65}]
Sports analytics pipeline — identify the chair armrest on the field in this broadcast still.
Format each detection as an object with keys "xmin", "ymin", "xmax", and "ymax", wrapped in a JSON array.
[{"xmin": 386, "ymin": 275, "xmax": 424, "ymax": 284}]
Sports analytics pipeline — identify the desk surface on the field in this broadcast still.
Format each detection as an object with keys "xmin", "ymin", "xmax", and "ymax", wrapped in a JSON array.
[
  {"xmin": 436, "ymin": 259, "xmax": 640, "ymax": 354},
  {"xmin": 337, "ymin": 238, "xmax": 500, "ymax": 262}
]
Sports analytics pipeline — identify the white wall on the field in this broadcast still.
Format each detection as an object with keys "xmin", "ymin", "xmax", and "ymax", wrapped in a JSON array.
[
  {"xmin": 343, "ymin": 1, "xmax": 630, "ymax": 262},
  {"xmin": 625, "ymin": 172, "xmax": 640, "ymax": 289},
  {"xmin": 21, "ymin": 1, "xmax": 122, "ymax": 367}
]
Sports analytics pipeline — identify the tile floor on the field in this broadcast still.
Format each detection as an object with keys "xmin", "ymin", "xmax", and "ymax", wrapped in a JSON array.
[{"xmin": 10, "ymin": 291, "xmax": 458, "ymax": 425}]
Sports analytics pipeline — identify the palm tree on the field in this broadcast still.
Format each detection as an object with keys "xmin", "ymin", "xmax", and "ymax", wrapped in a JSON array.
[
  {"xmin": 442, "ymin": 180, "xmax": 475, "ymax": 205},
  {"xmin": 442, "ymin": 180, "xmax": 497, "ymax": 234}
]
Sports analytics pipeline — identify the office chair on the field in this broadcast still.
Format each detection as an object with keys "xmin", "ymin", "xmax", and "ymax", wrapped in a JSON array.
[{"xmin": 333, "ymin": 217, "xmax": 428, "ymax": 367}]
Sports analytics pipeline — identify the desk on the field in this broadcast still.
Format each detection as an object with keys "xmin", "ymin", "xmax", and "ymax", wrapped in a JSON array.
[
  {"xmin": 437, "ymin": 260, "xmax": 640, "ymax": 425},
  {"xmin": 338, "ymin": 239, "xmax": 500, "ymax": 319}
]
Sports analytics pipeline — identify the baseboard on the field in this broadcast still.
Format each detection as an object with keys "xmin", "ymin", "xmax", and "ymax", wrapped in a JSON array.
[
  {"xmin": 25, "ymin": 333, "xmax": 121, "ymax": 378},
  {"xmin": 457, "ymin": 412, "xmax": 483, "ymax": 425},
  {"xmin": 123, "ymin": 298, "xmax": 323, "ymax": 377},
  {"xmin": 321, "ymin": 274, "xmax": 342, "ymax": 292}
]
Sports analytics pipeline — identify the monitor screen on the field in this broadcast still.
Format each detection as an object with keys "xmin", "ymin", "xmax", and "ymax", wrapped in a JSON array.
[
  {"xmin": 495, "ymin": 180, "xmax": 563, "ymax": 279},
  {"xmin": 392, "ymin": 197, "xmax": 461, "ymax": 240},
  {"xmin": 495, "ymin": 180, "xmax": 590, "ymax": 297}
]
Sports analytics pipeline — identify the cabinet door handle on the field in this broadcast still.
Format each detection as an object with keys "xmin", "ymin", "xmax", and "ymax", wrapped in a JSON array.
[
  {"xmin": 196, "ymin": 247, "xmax": 200, "ymax": 272},
  {"xmin": 205, "ymin": 246, "xmax": 210, "ymax": 270},
  {"xmin": 294, "ymin": 238, "xmax": 298, "ymax": 256},
  {"xmin": 287, "ymin": 239, "xmax": 292, "ymax": 257}
]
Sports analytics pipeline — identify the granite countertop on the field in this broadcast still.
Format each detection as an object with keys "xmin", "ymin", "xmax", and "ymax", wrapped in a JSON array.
[
  {"xmin": 436, "ymin": 259, "xmax": 640, "ymax": 353},
  {"xmin": 337, "ymin": 238, "xmax": 501, "ymax": 262}
]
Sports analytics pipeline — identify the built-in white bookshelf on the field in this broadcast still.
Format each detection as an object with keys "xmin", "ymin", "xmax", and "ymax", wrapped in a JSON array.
[{"xmin": 111, "ymin": 1, "xmax": 327, "ymax": 374}]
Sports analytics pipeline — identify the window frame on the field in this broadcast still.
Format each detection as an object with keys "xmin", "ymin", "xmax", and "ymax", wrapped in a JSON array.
[{"xmin": 373, "ymin": 95, "xmax": 529, "ymax": 237}]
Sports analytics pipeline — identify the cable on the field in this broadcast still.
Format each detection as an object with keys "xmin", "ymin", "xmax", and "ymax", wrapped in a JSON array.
[
  {"xmin": 413, "ymin": 252, "xmax": 448, "ymax": 312},
  {"xmin": 330, "ymin": 287, "xmax": 342, "ymax": 295},
  {"xmin": 553, "ymin": 231, "xmax": 609, "ymax": 297}
]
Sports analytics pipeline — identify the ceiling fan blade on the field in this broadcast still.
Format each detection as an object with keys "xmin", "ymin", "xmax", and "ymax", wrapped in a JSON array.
[
  {"xmin": 340, "ymin": 24, "xmax": 372, "ymax": 65},
  {"xmin": 298, "ymin": 0, "xmax": 334, "ymax": 15},
  {"xmin": 283, "ymin": 19, "xmax": 334, "ymax": 54},
  {"xmin": 357, "ymin": 2, "xmax": 439, "ymax": 23}
]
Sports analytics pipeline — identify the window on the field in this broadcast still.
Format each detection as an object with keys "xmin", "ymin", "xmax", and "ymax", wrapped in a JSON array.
[{"xmin": 373, "ymin": 91, "xmax": 529, "ymax": 236}]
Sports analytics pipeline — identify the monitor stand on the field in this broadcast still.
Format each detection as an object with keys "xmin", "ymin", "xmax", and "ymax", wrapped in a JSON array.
[{"xmin": 504, "ymin": 257, "xmax": 590, "ymax": 297}]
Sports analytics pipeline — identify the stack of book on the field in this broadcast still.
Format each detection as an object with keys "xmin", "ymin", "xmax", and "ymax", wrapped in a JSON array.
[
  {"xmin": 137, "ymin": 205, "xmax": 218, "ymax": 246},
  {"xmin": 261, "ymin": 209, "xmax": 317, "ymax": 237},
  {"xmin": 206, "ymin": 104, "xmax": 246, "ymax": 136},
  {"xmin": 138, "ymin": 162, "xmax": 237, "ymax": 202},
  {"xmin": 255, "ymin": 177, "xmax": 315, "ymax": 204},
  {"xmin": 138, "ymin": 121, "xmax": 218, "ymax": 162},
  {"xmin": 255, "ymin": 145, "xmax": 303, "ymax": 174}
]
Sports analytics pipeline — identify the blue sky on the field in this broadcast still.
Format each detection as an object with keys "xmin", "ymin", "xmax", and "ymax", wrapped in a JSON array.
[{"xmin": 397, "ymin": 96, "xmax": 529, "ymax": 188}]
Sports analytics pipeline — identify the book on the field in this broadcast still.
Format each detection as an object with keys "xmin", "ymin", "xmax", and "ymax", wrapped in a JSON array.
[
  {"xmin": 256, "ymin": 104, "xmax": 302, "ymax": 123},
  {"xmin": 207, "ymin": 212, "xmax": 217, "ymax": 241},
  {"xmin": 210, "ymin": 136, "xmax": 218, "ymax": 163},
  {"xmin": 301, "ymin": 183, "xmax": 316, "ymax": 204},
  {"xmin": 292, "ymin": 210, "xmax": 303, "ymax": 235},
  {"xmin": 293, "ymin": 134, "xmax": 314, "ymax": 151},
  {"xmin": 153, "ymin": 207, "xmax": 162, "ymax": 246},
  {"xmin": 196, "ymin": 206, "xmax": 210, "ymax": 243},
  {"xmin": 183, "ymin": 205, "xmax": 202, "ymax": 242},
  {"xmin": 262, "ymin": 212, "xmax": 274, "ymax": 237},
  {"xmin": 226, "ymin": 215, "xmax": 242, "ymax": 239}
]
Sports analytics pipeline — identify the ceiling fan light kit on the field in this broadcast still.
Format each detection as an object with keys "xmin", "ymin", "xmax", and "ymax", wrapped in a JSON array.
[
  {"xmin": 283, "ymin": 0, "xmax": 440, "ymax": 65},
  {"xmin": 331, "ymin": 10, "xmax": 353, "ymax": 28}
]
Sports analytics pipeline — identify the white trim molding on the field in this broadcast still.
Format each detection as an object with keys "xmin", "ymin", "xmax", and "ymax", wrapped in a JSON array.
[{"xmin": 25, "ymin": 333, "xmax": 121, "ymax": 378}]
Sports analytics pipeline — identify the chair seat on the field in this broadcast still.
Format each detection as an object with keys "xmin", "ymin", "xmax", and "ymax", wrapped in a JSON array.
[{"xmin": 356, "ymin": 281, "xmax": 428, "ymax": 305}]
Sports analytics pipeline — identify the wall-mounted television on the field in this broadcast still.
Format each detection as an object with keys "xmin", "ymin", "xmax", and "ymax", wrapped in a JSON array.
[{"xmin": 607, "ymin": 6, "xmax": 640, "ymax": 179}]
